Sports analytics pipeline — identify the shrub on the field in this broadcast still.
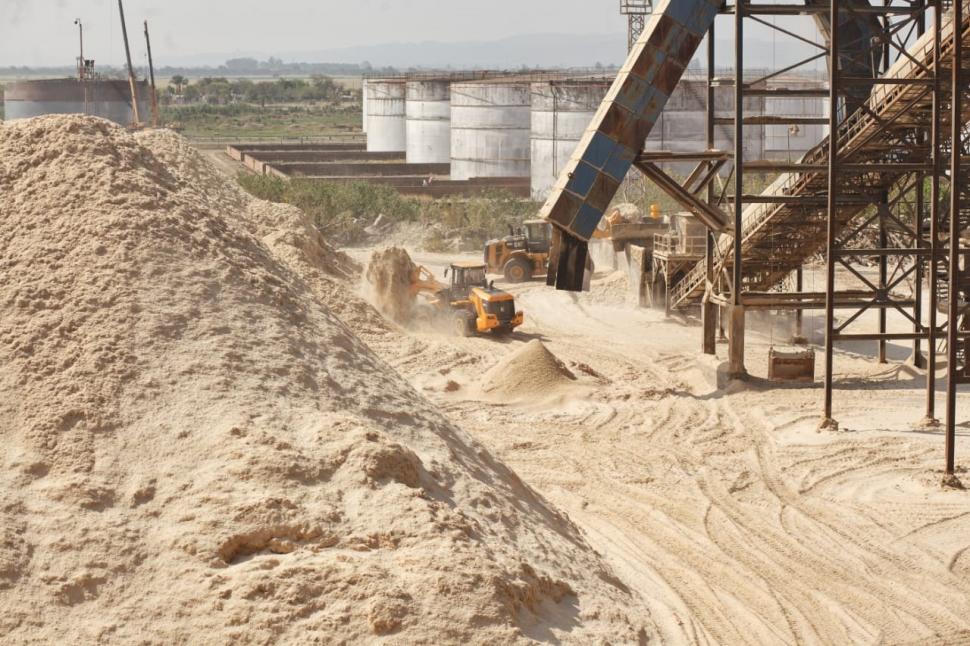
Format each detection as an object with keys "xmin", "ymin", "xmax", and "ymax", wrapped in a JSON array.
[{"xmin": 237, "ymin": 175, "xmax": 540, "ymax": 248}]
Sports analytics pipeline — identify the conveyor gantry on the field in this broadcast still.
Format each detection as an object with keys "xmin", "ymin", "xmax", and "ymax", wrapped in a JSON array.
[
  {"xmin": 540, "ymin": 0, "xmax": 883, "ymax": 292},
  {"xmin": 668, "ymin": 1, "xmax": 970, "ymax": 311}
]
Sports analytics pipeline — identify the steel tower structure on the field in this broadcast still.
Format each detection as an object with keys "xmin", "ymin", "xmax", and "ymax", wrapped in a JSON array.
[
  {"xmin": 620, "ymin": 0, "xmax": 654, "ymax": 51},
  {"xmin": 543, "ymin": 0, "xmax": 970, "ymax": 476}
]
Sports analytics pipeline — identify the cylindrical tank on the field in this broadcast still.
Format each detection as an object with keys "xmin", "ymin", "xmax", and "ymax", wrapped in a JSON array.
[
  {"xmin": 763, "ymin": 78, "xmax": 826, "ymax": 160},
  {"xmin": 3, "ymin": 78, "xmax": 150, "ymax": 126},
  {"xmin": 361, "ymin": 79, "xmax": 368, "ymax": 133},
  {"xmin": 530, "ymin": 80, "xmax": 611, "ymax": 201},
  {"xmin": 405, "ymin": 80, "xmax": 451, "ymax": 164},
  {"xmin": 450, "ymin": 81, "xmax": 531, "ymax": 181},
  {"xmin": 365, "ymin": 79, "xmax": 406, "ymax": 152},
  {"xmin": 642, "ymin": 77, "xmax": 766, "ymax": 174}
]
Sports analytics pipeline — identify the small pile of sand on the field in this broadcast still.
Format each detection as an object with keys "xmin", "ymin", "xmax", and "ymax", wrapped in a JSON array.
[
  {"xmin": 364, "ymin": 246, "xmax": 419, "ymax": 323},
  {"xmin": 481, "ymin": 340, "xmax": 578, "ymax": 399},
  {"xmin": 0, "ymin": 116, "xmax": 652, "ymax": 644}
]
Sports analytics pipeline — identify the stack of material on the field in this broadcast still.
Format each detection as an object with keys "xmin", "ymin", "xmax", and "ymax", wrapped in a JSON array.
[{"xmin": 0, "ymin": 116, "xmax": 653, "ymax": 644}]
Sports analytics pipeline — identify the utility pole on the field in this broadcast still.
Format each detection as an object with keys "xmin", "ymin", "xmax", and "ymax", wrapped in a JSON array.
[
  {"xmin": 118, "ymin": 0, "xmax": 142, "ymax": 125},
  {"xmin": 74, "ymin": 19, "xmax": 86, "ymax": 80},
  {"xmin": 144, "ymin": 20, "xmax": 159, "ymax": 127}
]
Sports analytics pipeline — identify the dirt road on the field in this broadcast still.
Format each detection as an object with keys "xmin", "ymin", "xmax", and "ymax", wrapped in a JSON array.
[{"xmin": 351, "ymin": 246, "xmax": 970, "ymax": 645}]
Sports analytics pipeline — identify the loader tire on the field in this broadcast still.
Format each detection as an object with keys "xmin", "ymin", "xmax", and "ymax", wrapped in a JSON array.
[
  {"xmin": 453, "ymin": 311, "xmax": 475, "ymax": 337},
  {"xmin": 503, "ymin": 258, "xmax": 532, "ymax": 283}
]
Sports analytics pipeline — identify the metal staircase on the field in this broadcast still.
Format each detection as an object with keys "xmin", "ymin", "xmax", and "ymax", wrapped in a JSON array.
[{"xmin": 668, "ymin": 4, "xmax": 970, "ymax": 311}]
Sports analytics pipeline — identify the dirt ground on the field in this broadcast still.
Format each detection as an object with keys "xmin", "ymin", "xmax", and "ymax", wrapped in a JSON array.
[{"xmin": 349, "ymin": 247, "xmax": 970, "ymax": 645}]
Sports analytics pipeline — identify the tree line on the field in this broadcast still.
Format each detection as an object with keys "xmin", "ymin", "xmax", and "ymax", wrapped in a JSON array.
[{"xmin": 164, "ymin": 75, "xmax": 352, "ymax": 106}]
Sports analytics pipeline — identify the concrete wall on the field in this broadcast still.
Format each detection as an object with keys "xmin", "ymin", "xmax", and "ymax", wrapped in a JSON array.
[
  {"xmin": 362, "ymin": 79, "xmax": 368, "ymax": 134},
  {"xmin": 450, "ymin": 82, "xmax": 531, "ymax": 181},
  {"xmin": 365, "ymin": 80, "xmax": 407, "ymax": 152},
  {"xmin": 406, "ymin": 80, "xmax": 451, "ymax": 164},
  {"xmin": 273, "ymin": 161, "xmax": 450, "ymax": 177},
  {"xmin": 588, "ymin": 239, "xmax": 650, "ymax": 307},
  {"xmin": 641, "ymin": 77, "xmax": 826, "ymax": 173},
  {"xmin": 643, "ymin": 80, "xmax": 764, "ymax": 174},
  {"xmin": 530, "ymin": 80, "xmax": 611, "ymax": 201},
  {"xmin": 763, "ymin": 78, "xmax": 827, "ymax": 159},
  {"xmin": 257, "ymin": 172, "xmax": 529, "ymax": 197},
  {"xmin": 245, "ymin": 151, "xmax": 403, "ymax": 164}
]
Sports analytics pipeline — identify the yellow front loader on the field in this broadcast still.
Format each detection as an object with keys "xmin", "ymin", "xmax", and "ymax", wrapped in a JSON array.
[{"xmin": 412, "ymin": 261, "xmax": 524, "ymax": 336}]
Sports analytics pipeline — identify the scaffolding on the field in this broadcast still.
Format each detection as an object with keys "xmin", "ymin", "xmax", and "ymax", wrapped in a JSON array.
[
  {"xmin": 541, "ymin": 0, "xmax": 970, "ymax": 475},
  {"xmin": 620, "ymin": 0, "xmax": 654, "ymax": 52},
  {"xmin": 660, "ymin": 0, "xmax": 970, "ymax": 473}
]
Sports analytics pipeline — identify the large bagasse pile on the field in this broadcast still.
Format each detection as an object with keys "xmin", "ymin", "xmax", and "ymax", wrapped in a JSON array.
[{"xmin": 0, "ymin": 116, "xmax": 654, "ymax": 644}]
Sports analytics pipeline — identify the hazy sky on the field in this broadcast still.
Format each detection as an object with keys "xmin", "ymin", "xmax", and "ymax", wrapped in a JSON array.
[{"xmin": 2, "ymin": 0, "xmax": 628, "ymax": 67}]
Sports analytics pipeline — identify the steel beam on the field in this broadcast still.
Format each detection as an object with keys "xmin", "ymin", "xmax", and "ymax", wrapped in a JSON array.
[{"xmin": 633, "ymin": 161, "xmax": 730, "ymax": 232}]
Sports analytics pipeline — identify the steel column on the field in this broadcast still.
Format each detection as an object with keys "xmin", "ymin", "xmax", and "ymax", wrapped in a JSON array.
[
  {"xmin": 914, "ymin": 173, "xmax": 926, "ymax": 368},
  {"xmin": 730, "ymin": 0, "xmax": 747, "ymax": 379},
  {"xmin": 704, "ymin": 21, "xmax": 718, "ymax": 356},
  {"xmin": 925, "ymin": 0, "xmax": 943, "ymax": 426},
  {"xmin": 945, "ymin": 0, "xmax": 963, "ymax": 475},
  {"xmin": 794, "ymin": 265, "xmax": 806, "ymax": 343},
  {"xmin": 822, "ymin": 0, "xmax": 840, "ymax": 429},
  {"xmin": 913, "ymin": 0, "xmax": 927, "ymax": 369},
  {"xmin": 733, "ymin": 2, "xmax": 744, "ymax": 308},
  {"xmin": 879, "ymin": 192, "xmax": 889, "ymax": 363}
]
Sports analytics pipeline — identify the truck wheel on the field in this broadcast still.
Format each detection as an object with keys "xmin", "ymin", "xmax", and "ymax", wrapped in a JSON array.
[
  {"xmin": 453, "ymin": 312, "xmax": 475, "ymax": 337},
  {"xmin": 503, "ymin": 258, "xmax": 533, "ymax": 283}
]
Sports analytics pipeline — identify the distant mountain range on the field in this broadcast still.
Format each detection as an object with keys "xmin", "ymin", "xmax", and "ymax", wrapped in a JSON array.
[
  {"xmin": 157, "ymin": 32, "xmax": 629, "ymax": 69},
  {"xmin": 156, "ymin": 32, "xmax": 821, "ymax": 73},
  {"xmin": 2, "ymin": 32, "xmax": 824, "ymax": 78}
]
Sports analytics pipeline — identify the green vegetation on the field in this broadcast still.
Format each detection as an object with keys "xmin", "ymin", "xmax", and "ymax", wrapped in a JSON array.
[
  {"xmin": 616, "ymin": 171, "xmax": 780, "ymax": 215},
  {"xmin": 237, "ymin": 174, "xmax": 538, "ymax": 248},
  {"xmin": 158, "ymin": 75, "xmax": 361, "ymax": 139},
  {"xmin": 161, "ymin": 103, "xmax": 359, "ymax": 138},
  {"xmin": 164, "ymin": 76, "xmax": 348, "ymax": 105}
]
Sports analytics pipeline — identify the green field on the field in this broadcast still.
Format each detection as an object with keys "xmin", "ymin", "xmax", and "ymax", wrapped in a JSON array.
[{"xmin": 160, "ymin": 103, "xmax": 361, "ymax": 139}]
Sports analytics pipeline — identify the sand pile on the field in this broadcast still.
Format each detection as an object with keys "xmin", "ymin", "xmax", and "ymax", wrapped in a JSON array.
[
  {"xmin": 133, "ymin": 128, "xmax": 358, "ymax": 279},
  {"xmin": 0, "ymin": 115, "xmax": 652, "ymax": 643},
  {"xmin": 133, "ymin": 128, "xmax": 390, "ymax": 341},
  {"xmin": 481, "ymin": 340, "xmax": 578, "ymax": 399},
  {"xmin": 365, "ymin": 247, "xmax": 419, "ymax": 324}
]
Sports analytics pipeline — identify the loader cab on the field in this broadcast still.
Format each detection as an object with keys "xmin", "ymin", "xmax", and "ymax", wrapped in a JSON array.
[
  {"xmin": 523, "ymin": 220, "xmax": 552, "ymax": 254},
  {"xmin": 444, "ymin": 262, "xmax": 488, "ymax": 300}
]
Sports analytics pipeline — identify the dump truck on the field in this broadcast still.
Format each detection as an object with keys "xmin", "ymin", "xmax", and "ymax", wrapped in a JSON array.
[{"xmin": 484, "ymin": 219, "xmax": 552, "ymax": 283}]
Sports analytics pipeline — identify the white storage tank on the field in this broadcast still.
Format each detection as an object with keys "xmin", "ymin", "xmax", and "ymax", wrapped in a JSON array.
[
  {"xmin": 4, "ymin": 78, "xmax": 150, "ymax": 126},
  {"xmin": 450, "ymin": 81, "xmax": 531, "ymax": 181},
  {"xmin": 530, "ymin": 79, "xmax": 611, "ymax": 201},
  {"xmin": 642, "ymin": 77, "xmax": 766, "ymax": 174},
  {"xmin": 365, "ymin": 79, "xmax": 406, "ymax": 152},
  {"xmin": 361, "ymin": 78, "xmax": 368, "ymax": 133},
  {"xmin": 763, "ymin": 77, "xmax": 827, "ymax": 160},
  {"xmin": 406, "ymin": 80, "xmax": 451, "ymax": 164}
]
